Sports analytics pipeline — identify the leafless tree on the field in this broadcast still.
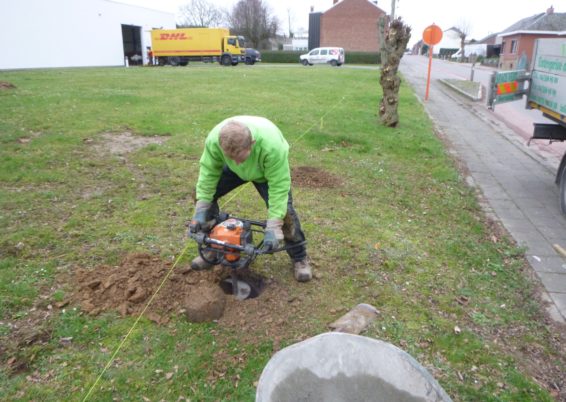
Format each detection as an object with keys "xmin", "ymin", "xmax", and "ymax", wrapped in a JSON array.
[
  {"xmin": 455, "ymin": 19, "xmax": 471, "ymax": 62},
  {"xmin": 228, "ymin": 0, "xmax": 279, "ymax": 48},
  {"xmin": 178, "ymin": 0, "xmax": 225, "ymax": 28},
  {"xmin": 378, "ymin": 18, "xmax": 411, "ymax": 127}
]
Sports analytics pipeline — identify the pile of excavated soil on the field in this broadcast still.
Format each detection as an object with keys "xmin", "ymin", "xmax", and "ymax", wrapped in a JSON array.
[
  {"xmin": 70, "ymin": 254, "xmax": 306, "ymax": 339},
  {"xmin": 292, "ymin": 166, "xmax": 342, "ymax": 188},
  {"xmin": 72, "ymin": 254, "xmax": 231, "ymax": 324}
]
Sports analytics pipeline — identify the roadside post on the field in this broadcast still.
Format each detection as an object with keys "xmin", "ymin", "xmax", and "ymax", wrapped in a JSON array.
[{"xmin": 422, "ymin": 24, "xmax": 443, "ymax": 101}]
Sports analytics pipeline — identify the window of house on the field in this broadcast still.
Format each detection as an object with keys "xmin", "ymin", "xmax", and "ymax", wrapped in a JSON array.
[
  {"xmin": 501, "ymin": 42, "xmax": 506, "ymax": 53},
  {"xmin": 511, "ymin": 40, "xmax": 518, "ymax": 54}
]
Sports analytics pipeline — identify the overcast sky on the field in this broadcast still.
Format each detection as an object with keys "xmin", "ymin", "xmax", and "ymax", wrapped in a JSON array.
[{"xmin": 115, "ymin": 0, "xmax": 561, "ymax": 46}]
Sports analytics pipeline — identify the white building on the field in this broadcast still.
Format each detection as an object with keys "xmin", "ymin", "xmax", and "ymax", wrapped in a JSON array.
[
  {"xmin": 434, "ymin": 27, "xmax": 462, "ymax": 56},
  {"xmin": 282, "ymin": 38, "xmax": 308, "ymax": 51},
  {"xmin": 0, "ymin": 0, "xmax": 175, "ymax": 70}
]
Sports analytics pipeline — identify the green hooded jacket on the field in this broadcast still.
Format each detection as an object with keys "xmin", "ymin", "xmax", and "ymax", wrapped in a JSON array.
[{"xmin": 196, "ymin": 116, "xmax": 291, "ymax": 219}]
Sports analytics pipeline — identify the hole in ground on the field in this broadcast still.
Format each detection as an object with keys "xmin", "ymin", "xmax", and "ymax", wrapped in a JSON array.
[{"xmin": 219, "ymin": 269, "xmax": 265, "ymax": 300}]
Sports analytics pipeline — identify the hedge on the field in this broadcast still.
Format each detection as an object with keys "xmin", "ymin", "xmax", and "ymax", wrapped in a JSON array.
[{"xmin": 260, "ymin": 50, "xmax": 381, "ymax": 65}]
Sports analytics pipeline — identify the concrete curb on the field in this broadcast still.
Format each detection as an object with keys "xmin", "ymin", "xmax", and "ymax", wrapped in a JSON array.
[{"xmin": 439, "ymin": 79, "xmax": 482, "ymax": 101}]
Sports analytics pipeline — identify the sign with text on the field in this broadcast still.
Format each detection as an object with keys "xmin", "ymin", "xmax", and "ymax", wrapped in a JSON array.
[{"xmin": 528, "ymin": 39, "xmax": 566, "ymax": 123}]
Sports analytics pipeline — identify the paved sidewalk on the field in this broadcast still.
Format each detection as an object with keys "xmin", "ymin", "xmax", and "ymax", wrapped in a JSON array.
[{"xmin": 401, "ymin": 60, "xmax": 566, "ymax": 323}]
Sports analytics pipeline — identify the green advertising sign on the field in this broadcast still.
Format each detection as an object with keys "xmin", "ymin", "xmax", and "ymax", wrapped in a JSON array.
[{"xmin": 529, "ymin": 39, "xmax": 566, "ymax": 121}]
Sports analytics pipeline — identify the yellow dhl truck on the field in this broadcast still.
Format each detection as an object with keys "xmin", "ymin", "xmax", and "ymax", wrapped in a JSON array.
[{"xmin": 150, "ymin": 28, "xmax": 246, "ymax": 66}]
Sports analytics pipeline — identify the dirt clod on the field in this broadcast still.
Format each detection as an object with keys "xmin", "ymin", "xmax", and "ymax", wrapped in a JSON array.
[{"xmin": 183, "ymin": 285, "xmax": 226, "ymax": 323}]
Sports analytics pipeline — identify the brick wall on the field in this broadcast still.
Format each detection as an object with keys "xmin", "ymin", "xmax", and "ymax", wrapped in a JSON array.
[{"xmin": 320, "ymin": 0, "xmax": 385, "ymax": 52}]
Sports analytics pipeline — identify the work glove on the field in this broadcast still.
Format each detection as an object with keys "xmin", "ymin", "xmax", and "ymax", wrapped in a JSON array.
[
  {"xmin": 189, "ymin": 200, "xmax": 211, "ymax": 234},
  {"xmin": 262, "ymin": 219, "xmax": 284, "ymax": 252}
]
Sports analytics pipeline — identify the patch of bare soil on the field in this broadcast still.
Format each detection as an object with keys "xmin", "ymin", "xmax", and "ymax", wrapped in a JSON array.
[
  {"xmin": 0, "ymin": 81, "xmax": 16, "ymax": 90},
  {"xmin": 87, "ymin": 131, "xmax": 168, "ymax": 156},
  {"xmin": 1, "ymin": 308, "xmax": 55, "ymax": 375},
  {"xmin": 67, "ymin": 254, "xmax": 307, "ymax": 346},
  {"xmin": 71, "ymin": 254, "xmax": 224, "ymax": 324},
  {"xmin": 292, "ymin": 166, "xmax": 342, "ymax": 188}
]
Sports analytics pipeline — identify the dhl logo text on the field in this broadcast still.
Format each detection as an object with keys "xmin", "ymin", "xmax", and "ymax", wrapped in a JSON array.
[{"xmin": 159, "ymin": 33, "xmax": 191, "ymax": 40}]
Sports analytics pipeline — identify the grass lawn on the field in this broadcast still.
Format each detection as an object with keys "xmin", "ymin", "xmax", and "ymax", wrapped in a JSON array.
[{"xmin": 0, "ymin": 63, "xmax": 564, "ymax": 401}]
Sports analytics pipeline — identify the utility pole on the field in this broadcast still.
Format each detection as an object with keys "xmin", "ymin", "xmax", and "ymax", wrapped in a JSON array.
[
  {"xmin": 287, "ymin": 8, "xmax": 293, "ymax": 38},
  {"xmin": 390, "ymin": 0, "xmax": 396, "ymax": 20}
]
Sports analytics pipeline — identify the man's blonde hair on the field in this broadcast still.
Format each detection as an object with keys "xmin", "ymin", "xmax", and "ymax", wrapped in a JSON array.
[{"xmin": 219, "ymin": 120, "xmax": 252, "ymax": 156}]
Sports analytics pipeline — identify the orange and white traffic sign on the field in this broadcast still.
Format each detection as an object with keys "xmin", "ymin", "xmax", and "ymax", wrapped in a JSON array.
[
  {"xmin": 422, "ymin": 24, "xmax": 443, "ymax": 46},
  {"xmin": 422, "ymin": 24, "xmax": 443, "ymax": 101}
]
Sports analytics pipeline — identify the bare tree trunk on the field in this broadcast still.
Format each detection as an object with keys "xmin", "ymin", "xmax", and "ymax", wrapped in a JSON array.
[
  {"xmin": 459, "ymin": 35, "xmax": 466, "ymax": 63},
  {"xmin": 379, "ymin": 18, "xmax": 411, "ymax": 127}
]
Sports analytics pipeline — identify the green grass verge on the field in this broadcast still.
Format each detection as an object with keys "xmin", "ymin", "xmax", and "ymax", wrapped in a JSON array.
[{"xmin": 0, "ymin": 64, "xmax": 563, "ymax": 401}]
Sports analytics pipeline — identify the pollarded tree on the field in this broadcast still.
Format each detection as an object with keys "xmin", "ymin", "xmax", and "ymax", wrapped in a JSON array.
[
  {"xmin": 455, "ymin": 20, "xmax": 471, "ymax": 62},
  {"xmin": 378, "ymin": 18, "xmax": 411, "ymax": 127},
  {"xmin": 228, "ymin": 0, "xmax": 278, "ymax": 48}
]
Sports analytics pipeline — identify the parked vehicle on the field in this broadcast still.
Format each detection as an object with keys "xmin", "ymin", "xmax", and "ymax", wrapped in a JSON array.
[
  {"xmin": 489, "ymin": 38, "xmax": 566, "ymax": 214},
  {"xmin": 245, "ymin": 48, "xmax": 261, "ymax": 65},
  {"xmin": 300, "ymin": 47, "xmax": 345, "ymax": 67},
  {"xmin": 150, "ymin": 28, "xmax": 246, "ymax": 66}
]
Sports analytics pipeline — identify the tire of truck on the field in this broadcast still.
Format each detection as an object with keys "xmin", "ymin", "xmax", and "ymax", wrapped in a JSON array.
[
  {"xmin": 301, "ymin": 59, "xmax": 308, "ymax": 66},
  {"xmin": 221, "ymin": 55, "xmax": 232, "ymax": 66},
  {"xmin": 559, "ymin": 165, "xmax": 566, "ymax": 215},
  {"xmin": 169, "ymin": 57, "xmax": 180, "ymax": 66}
]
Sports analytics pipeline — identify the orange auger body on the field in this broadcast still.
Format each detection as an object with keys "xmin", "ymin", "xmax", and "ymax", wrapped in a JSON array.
[{"xmin": 209, "ymin": 218, "xmax": 244, "ymax": 262}]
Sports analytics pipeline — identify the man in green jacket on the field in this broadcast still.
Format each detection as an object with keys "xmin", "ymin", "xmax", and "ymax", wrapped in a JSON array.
[{"xmin": 189, "ymin": 116, "xmax": 312, "ymax": 282}]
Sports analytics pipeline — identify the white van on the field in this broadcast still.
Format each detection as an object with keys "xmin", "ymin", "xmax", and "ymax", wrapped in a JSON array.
[{"xmin": 300, "ymin": 47, "xmax": 345, "ymax": 67}]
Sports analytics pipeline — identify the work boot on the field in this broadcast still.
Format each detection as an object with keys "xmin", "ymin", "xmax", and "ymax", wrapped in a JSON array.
[
  {"xmin": 191, "ymin": 251, "xmax": 217, "ymax": 271},
  {"xmin": 293, "ymin": 259, "xmax": 312, "ymax": 282}
]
